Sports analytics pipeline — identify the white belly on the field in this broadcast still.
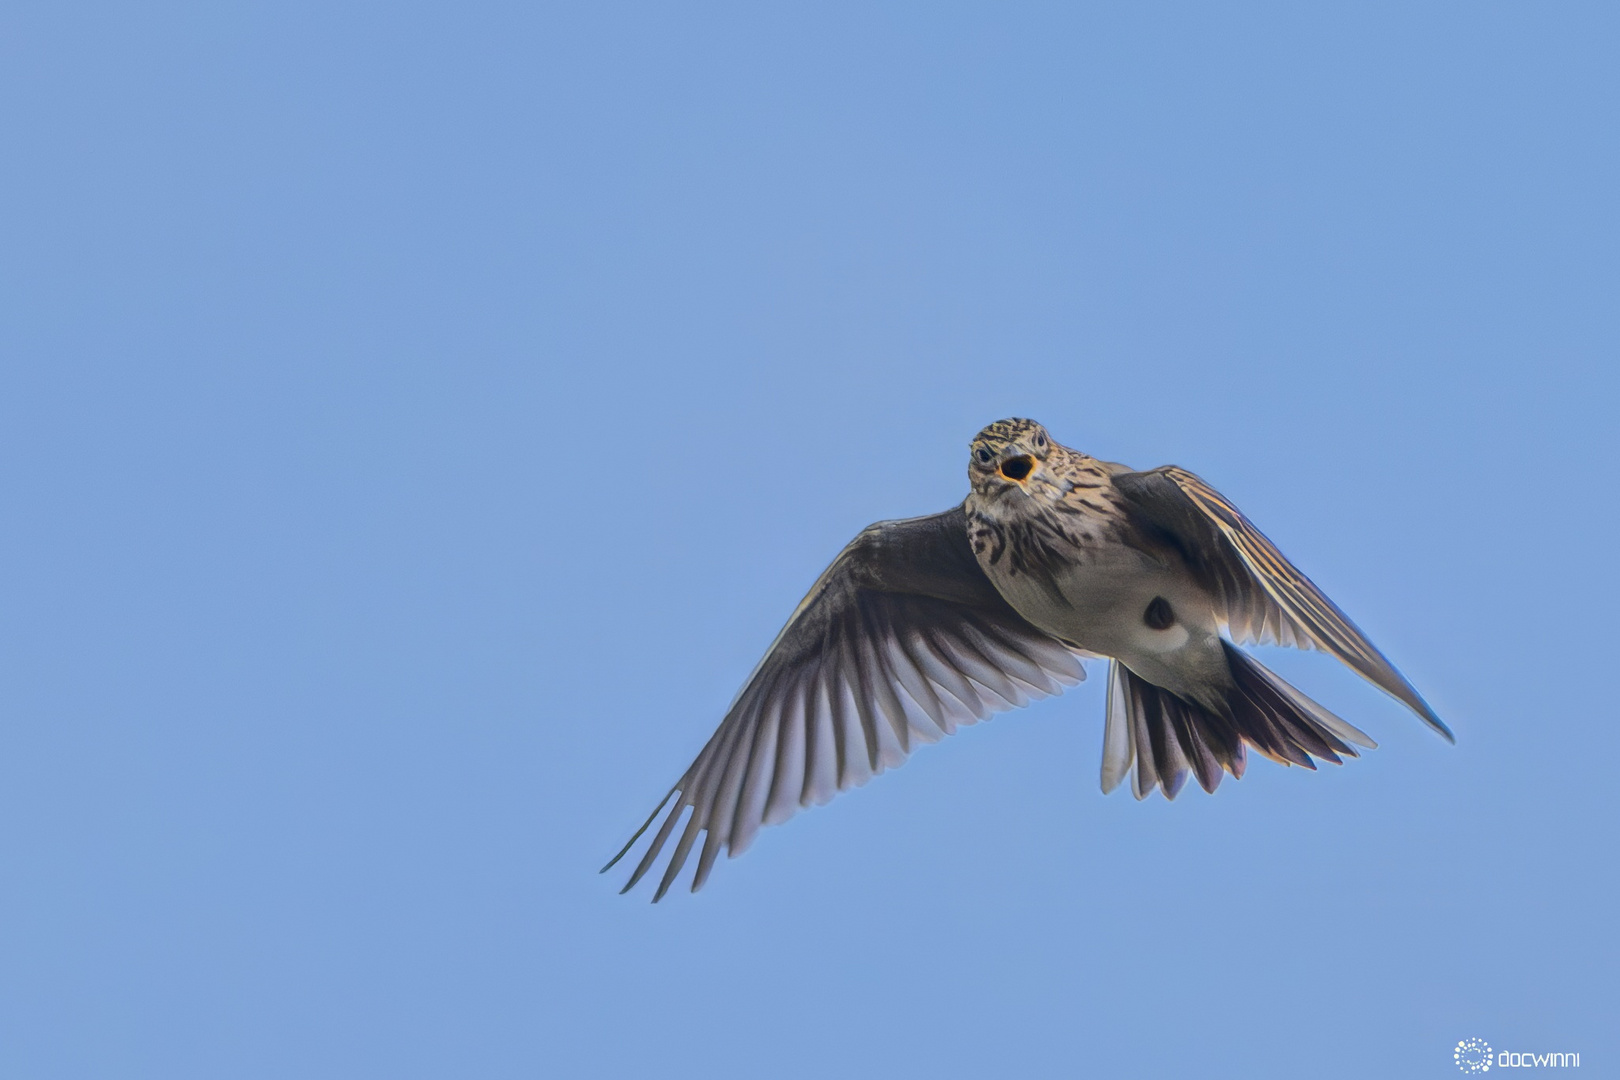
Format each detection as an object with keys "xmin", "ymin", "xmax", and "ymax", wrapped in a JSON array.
[{"xmin": 983, "ymin": 545, "xmax": 1231, "ymax": 705}]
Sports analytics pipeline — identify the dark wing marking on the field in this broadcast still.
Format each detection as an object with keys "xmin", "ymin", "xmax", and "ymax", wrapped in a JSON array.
[
  {"xmin": 603, "ymin": 505, "xmax": 1086, "ymax": 900},
  {"xmin": 1113, "ymin": 466, "xmax": 1452, "ymax": 741}
]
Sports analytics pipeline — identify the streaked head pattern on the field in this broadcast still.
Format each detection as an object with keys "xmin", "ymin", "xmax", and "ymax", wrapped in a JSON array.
[{"xmin": 969, "ymin": 417, "xmax": 1054, "ymax": 494}]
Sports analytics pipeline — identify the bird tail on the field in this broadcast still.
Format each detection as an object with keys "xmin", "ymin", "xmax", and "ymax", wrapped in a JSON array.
[{"xmin": 1100, "ymin": 642, "xmax": 1378, "ymax": 800}]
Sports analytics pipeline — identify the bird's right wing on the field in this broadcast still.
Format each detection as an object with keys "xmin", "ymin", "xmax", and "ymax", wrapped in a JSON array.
[
  {"xmin": 1112, "ymin": 465, "xmax": 1451, "ymax": 741},
  {"xmin": 603, "ymin": 505, "xmax": 1087, "ymax": 900}
]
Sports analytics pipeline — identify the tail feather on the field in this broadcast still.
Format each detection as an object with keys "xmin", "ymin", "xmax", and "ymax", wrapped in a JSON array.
[
  {"xmin": 1166, "ymin": 701, "xmax": 1223, "ymax": 795},
  {"xmin": 1101, "ymin": 643, "xmax": 1372, "ymax": 801}
]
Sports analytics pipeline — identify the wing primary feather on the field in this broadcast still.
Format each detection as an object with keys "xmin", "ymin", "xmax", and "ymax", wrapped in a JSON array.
[
  {"xmin": 727, "ymin": 696, "xmax": 785, "ymax": 861},
  {"xmin": 694, "ymin": 694, "xmax": 771, "ymax": 892},
  {"xmin": 649, "ymin": 689, "xmax": 759, "ymax": 898},
  {"xmin": 857, "ymin": 602, "xmax": 914, "ymax": 756},
  {"xmin": 692, "ymin": 817, "xmax": 726, "ymax": 895},
  {"xmin": 823, "ymin": 654, "xmax": 855, "ymax": 789},
  {"xmin": 956, "ymin": 622, "xmax": 1045, "ymax": 703},
  {"xmin": 623, "ymin": 798, "xmax": 690, "ymax": 894},
  {"xmin": 629, "ymin": 706, "xmax": 756, "ymax": 890},
  {"xmin": 837, "ymin": 618, "xmax": 884, "ymax": 775},
  {"xmin": 895, "ymin": 629, "xmax": 975, "ymax": 731},
  {"xmin": 764, "ymin": 676, "xmax": 809, "ymax": 825},
  {"xmin": 956, "ymin": 618, "xmax": 1057, "ymax": 696},
  {"xmin": 889, "ymin": 680, "xmax": 946, "ymax": 744},
  {"xmin": 651, "ymin": 709, "xmax": 758, "ymax": 906},
  {"xmin": 802, "ymin": 662, "xmax": 840, "ymax": 806},
  {"xmin": 876, "ymin": 630, "xmax": 950, "ymax": 744},
  {"xmin": 602, "ymin": 785, "xmax": 677, "ymax": 874},
  {"xmin": 912, "ymin": 629, "xmax": 994, "ymax": 720},
  {"xmin": 1015, "ymin": 632, "xmax": 1087, "ymax": 684},
  {"xmin": 843, "ymin": 676, "xmax": 877, "ymax": 785},
  {"xmin": 857, "ymin": 636, "xmax": 909, "ymax": 770},
  {"xmin": 818, "ymin": 636, "xmax": 855, "ymax": 790},
  {"xmin": 882, "ymin": 627, "xmax": 951, "ymax": 735},
  {"xmin": 653, "ymin": 805, "xmax": 706, "ymax": 902},
  {"xmin": 991, "ymin": 631, "xmax": 1075, "ymax": 695},
  {"xmin": 705, "ymin": 673, "xmax": 779, "ymax": 839},
  {"xmin": 932, "ymin": 633, "xmax": 1026, "ymax": 710}
]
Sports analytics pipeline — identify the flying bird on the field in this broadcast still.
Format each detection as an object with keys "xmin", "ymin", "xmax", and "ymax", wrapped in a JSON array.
[{"xmin": 604, "ymin": 418, "xmax": 1451, "ymax": 900}]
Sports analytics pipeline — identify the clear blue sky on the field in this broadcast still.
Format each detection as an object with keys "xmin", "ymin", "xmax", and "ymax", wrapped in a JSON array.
[{"xmin": 1, "ymin": 4, "xmax": 1615, "ymax": 1078}]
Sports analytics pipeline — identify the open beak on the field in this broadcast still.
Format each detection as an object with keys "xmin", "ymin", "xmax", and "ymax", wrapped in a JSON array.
[{"xmin": 998, "ymin": 454, "xmax": 1036, "ymax": 483}]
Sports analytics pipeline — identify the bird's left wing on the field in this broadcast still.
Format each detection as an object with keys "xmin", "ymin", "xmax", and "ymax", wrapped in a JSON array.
[
  {"xmin": 1112, "ymin": 466, "xmax": 1451, "ymax": 741},
  {"xmin": 603, "ymin": 504, "xmax": 1086, "ymax": 900}
]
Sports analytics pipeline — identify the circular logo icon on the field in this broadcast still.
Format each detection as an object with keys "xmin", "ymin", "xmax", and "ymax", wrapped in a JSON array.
[{"xmin": 1455, "ymin": 1037, "xmax": 1493, "ymax": 1073}]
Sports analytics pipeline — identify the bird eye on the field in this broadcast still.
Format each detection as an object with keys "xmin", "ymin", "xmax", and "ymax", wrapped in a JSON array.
[
  {"xmin": 974, "ymin": 447, "xmax": 993, "ymax": 465},
  {"xmin": 1035, "ymin": 433, "xmax": 1047, "ymax": 449}
]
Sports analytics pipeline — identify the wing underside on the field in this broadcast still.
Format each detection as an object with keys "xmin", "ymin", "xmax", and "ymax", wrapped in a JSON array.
[{"xmin": 604, "ymin": 507, "xmax": 1086, "ymax": 900}]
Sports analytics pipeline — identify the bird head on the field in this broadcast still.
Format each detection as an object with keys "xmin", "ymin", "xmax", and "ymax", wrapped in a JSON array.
[{"xmin": 968, "ymin": 418, "xmax": 1053, "ymax": 494}]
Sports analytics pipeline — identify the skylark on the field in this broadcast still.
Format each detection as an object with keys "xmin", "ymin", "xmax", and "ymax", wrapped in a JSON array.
[{"xmin": 605, "ymin": 418, "xmax": 1451, "ymax": 900}]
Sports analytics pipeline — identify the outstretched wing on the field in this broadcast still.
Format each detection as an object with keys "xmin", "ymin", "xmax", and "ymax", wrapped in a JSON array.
[
  {"xmin": 1112, "ymin": 466, "xmax": 1451, "ymax": 741},
  {"xmin": 603, "ymin": 505, "xmax": 1087, "ymax": 900}
]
